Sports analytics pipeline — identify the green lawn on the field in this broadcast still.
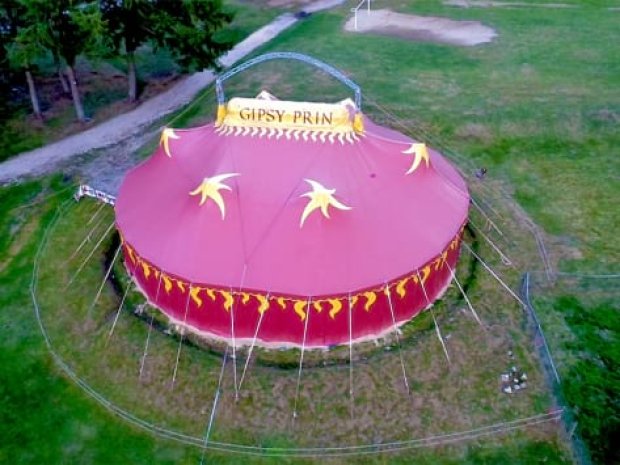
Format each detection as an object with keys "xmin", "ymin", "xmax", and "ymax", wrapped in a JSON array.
[{"xmin": 1, "ymin": 0, "xmax": 618, "ymax": 463}]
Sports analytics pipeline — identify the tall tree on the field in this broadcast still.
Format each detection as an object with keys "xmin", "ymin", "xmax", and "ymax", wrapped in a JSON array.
[
  {"xmin": 100, "ymin": 0, "xmax": 151, "ymax": 102},
  {"xmin": 100, "ymin": 0, "xmax": 233, "ymax": 102},
  {"xmin": 6, "ymin": 27, "xmax": 43, "ymax": 118},
  {"xmin": 150, "ymin": 0, "xmax": 233, "ymax": 72},
  {"xmin": 20, "ymin": 0, "xmax": 105, "ymax": 122},
  {"xmin": 1, "ymin": 0, "xmax": 42, "ymax": 118}
]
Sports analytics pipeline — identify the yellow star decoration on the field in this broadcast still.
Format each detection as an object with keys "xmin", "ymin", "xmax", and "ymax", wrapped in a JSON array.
[
  {"xmin": 189, "ymin": 173, "xmax": 240, "ymax": 219},
  {"xmin": 160, "ymin": 128, "xmax": 180, "ymax": 157},
  {"xmin": 402, "ymin": 143, "xmax": 430, "ymax": 175},
  {"xmin": 300, "ymin": 179, "xmax": 351, "ymax": 227}
]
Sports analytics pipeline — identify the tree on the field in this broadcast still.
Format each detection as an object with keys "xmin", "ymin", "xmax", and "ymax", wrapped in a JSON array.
[
  {"xmin": 150, "ymin": 0, "xmax": 233, "ymax": 72},
  {"xmin": 100, "ymin": 0, "xmax": 151, "ymax": 102},
  {"xmin": 1, "ymin": 0, "xmax": 42, "ymax": 118},
  {"xmin": 6, "ymin": 27, "xmax": 43, "ymax": 118},
  {"xmin": 100, "ymin": 0, "xmax": 233, "ymax": 102},
  {"xmin": 19, "ymin": 0, "xmax": 105, "ymax": 122}
]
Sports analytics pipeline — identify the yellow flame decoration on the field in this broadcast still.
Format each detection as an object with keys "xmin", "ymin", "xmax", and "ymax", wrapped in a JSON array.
[
  {"xmin": 328, "ymin": 298, "xmax": 343, "ymax": 319},
  {"xmin": 256, "ymin": 295, "xmax": 269, "ymax": 314},
  {"xmin": 313, "ymin": 301, "xmax": 323, "ymax": 313},
  {"xmin": 127, "ymin": 247, "xmax": 136, "ymax": 265},
  {"xmin": 363, "ymin": 291, "xmax": 377, "ymax": 312},
  {"xmin": 350, "ymin": 295, "xmax": 359, "ymax": 309},
  {"xmin": 153, "ymin": 269, "xmax": 160, "ymax": 280},
  {"xmin": 294, "ymin": 300, "xmax": 307, "ymax": 321},
  {"xmin": 241, "ymin": 292, "xmax": 250, "ymax": 305},
  {"xmin": 206, "ymin": 288, "xmax": 216, "ymax": 301},
  {"xmin": 420, "ymin": 265, "xmax": 431, "ymax": 285},
  {"xmin": 222, "ymin": 291, "xmax": 234, "ymax": 312},
  {"xmin": 162, "ymin": 275, "xmax": 172, "ymax": 293},
  {"xmin": 277, "ymin": 297, "xmax": 287, "ymax": 310},
  {"xmin": 176, "ymin": 279, "xmax": 186, "ymax": 294},
  {"xmin": 190, "ymin": 287, "xmax": 203, "ymax": 307},
  {"xmin": 141, "ymin": 262, "xmax": 151, "ymax": 280},
  {"xmin": 160, "ymin": 128, "xmax": 180, "ymax": 158},
  {"xmin": 402, "ymin": 143, "xmax": 430, "ymax": 175},
  {"xmin": 396, "ymin": 277, "xmax": 409, "ymax": 299}
]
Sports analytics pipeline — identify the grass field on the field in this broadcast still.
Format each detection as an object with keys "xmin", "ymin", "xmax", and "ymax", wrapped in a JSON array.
[{"xmin": 1, "ymin": 0, "xmax": 618, "ymax": 463}]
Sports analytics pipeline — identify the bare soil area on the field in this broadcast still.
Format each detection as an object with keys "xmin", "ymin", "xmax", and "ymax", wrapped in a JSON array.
[{"xmin": 344, "ymin": 9, "xmax": 497, "ymax": 46}]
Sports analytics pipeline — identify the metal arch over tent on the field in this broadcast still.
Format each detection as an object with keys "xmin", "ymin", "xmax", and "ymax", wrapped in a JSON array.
[{"xmin": 114, "ymin": 53, "xmax": 470, "ymax": 349}]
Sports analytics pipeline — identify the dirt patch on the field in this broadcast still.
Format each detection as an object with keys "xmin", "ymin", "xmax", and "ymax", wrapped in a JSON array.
[
  {"xmin": 445, "ymin": 0, "xmax": 576, "ymax": 8},
  {"xmin": 344, "ymin": 9, "xmax": 497, "ymax": 47}
]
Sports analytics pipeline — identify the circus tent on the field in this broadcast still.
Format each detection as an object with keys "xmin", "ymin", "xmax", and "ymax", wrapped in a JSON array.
[{"xmin": 114, "ymin": 54, "xmax": 469, "ymax": 349}]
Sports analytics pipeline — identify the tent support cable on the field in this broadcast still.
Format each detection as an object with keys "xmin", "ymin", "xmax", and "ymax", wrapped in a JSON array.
[
  {"xmin": 445, "ymin": 261, "xmax": 484, "ymax": 328},
  {"xmin": 139, "ymin": 273, "xmax": 164, "ymax": 378},
  {"xmin": 87, "ymin": 244, "xmax": 122, "ymax": 318},
  {"xmin": 171, "ymin": 284, "xmax": 193, "ymax": 390},
  {"xmin": 238, "ymin": 293, "xmax": 268, "ymax": 393},
  {"xmin": 293, "ymin": 298, "xmax": 311, "ymax": 422},
  {"xmin": 463, "ymin": 243, "xmax": 525, "ymax": 307},
  {"xmin": 348, "ymin": 293, "xmax": 355, "ymax": 419},
  {"xmin": 65, "ymin": 215, "xmax": 106, "ymax": 264},
  {"xmin": 198, "ymin": 346, "xmax": 229, "ymax": 465},
  {"xmin": 385, "ymin": 283, "xmax": 410, "ymax": 393},
  {"xmin": 468, "ymin": 219, "xmax": 512, "ymax": 266},
  {"xmin": 66, "ymin": 221, "xmax": 115, "ymax": 288},
  {"xmin": 417, "ymin": 271, "xmax": 451, "ymax": 365},
  {"xmin": 107, "ymin": 259, "xmax": 140, "ymax": 346}
]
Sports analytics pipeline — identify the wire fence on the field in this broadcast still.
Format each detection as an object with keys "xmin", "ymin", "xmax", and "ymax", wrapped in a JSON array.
[
  {"xmin": 520, "ymin": 271, "xmax": 620, "ymax": 465},
  {"xmin": 29, "ymin": 198, "xmax": 566, "ymax": 458}
]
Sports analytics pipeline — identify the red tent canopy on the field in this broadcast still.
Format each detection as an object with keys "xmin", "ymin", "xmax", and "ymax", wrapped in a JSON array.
[{"xmin": 115, "ymin": 91, "xmax": 469, "ymax": 348}]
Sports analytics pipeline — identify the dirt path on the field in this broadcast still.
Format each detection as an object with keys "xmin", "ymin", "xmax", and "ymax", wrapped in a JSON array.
[{"xmin": 0, "ymin": 0, "xmax": 345, "ymax": 186}]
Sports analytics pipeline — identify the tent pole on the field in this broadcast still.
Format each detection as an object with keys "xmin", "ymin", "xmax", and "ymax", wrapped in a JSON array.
[
  {"xmin": 445, "ymin": 261, "xmax": 485, "ymax": 328},
  {"xmin": 385, "ymin": 283, "xmax": 410, "ymax": 393},
  {"xmin": 238, "ymin": 294, "xmax": 268, "ymax": 393},
  {"xmin": 417, "ymin": 270, "xmax": 451, "ymax": 365},
  {"xmin": 171, "ymin": 283, "xmax": 193, "ymax": 390},
  {"xmin": 139, "ymin": 273, "xmax": 164, "ymax": 378},
  {"xmin": 292, "ymin": 298, "xmax": 311, "ymax": 422}
]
